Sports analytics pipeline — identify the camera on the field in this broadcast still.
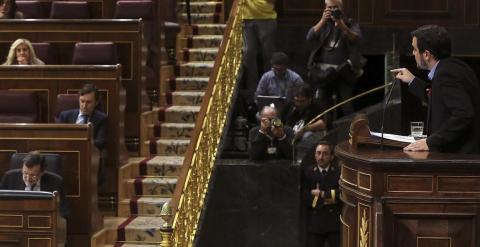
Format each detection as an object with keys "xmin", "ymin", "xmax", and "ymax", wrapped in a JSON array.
[
  {"xmin": 331, "ymin": 8, "xmax": 343, "ymax": 19},
  {"xmin": 270, "ymin": 118, "xmax": 283, "ymax": 128}
]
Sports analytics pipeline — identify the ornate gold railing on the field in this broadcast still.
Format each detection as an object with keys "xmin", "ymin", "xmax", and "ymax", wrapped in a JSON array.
[{"xmin": 161, "ymin": 0, "xmax": 244, "ymax": 246}]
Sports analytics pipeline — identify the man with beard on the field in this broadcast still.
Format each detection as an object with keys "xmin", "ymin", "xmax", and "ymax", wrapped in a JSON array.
[
  {"xmin": 301, "ymin": 141, "xmax": 341, "ymax": 247},
  {"xmin": 392, "ymin": 25, "xmax": 480, "ymax": 154},
  {"xmin": 281, "ymin": 84, "xmax": 326, "ymax": 160}
]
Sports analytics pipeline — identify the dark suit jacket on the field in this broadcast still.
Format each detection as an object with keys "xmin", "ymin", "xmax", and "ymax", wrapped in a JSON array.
[
  {"xmin": 0, "ymin": 169, "xmax": 69, "ymax": 217},
  {"xmin": 409, "ymin": 57, "xmax": 480, "ymax": 153},
  {"xmin": 58, "ymin": 109, "xmax": 107, "ymax": 150},
  {"xmin": 248, "ymin": 126, "xmax": 294, "ymax": 161},
  {"xmin": 301, "ymin": 162, "xmax": 341, "ymax": 234}
]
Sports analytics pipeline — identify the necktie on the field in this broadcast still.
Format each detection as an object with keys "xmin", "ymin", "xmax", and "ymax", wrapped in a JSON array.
[
  {"xmin": 76, "ymin": 114, "xmax": 88, "ymax": 124},
  {"xmin": 322, "ymin": 170, "xmax": 327, "ymax": 176}
]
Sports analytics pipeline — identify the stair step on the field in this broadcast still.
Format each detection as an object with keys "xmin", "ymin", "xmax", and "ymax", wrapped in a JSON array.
[
  {"xmin": 145, "ymin": 138, "xmax": 191, "ymax": 156},
  {"xmin": 168, "ymin": 91, "xmax": 205, "ymax": 106},
  {"xmin": 126, "ymin": 177, "xmax": 177, "ymax": 196},
  {"xmin": 139, "ymin": 156, "xmax": 183, "ymax": 176},
  {"xmin": 188, "ymin": 23, "xmax": 226, "ymax": 35},
  {"xmin": 157, "ymin": 105, "xmax": 200, "ymax": 123},
  {"xmin": 179, "ymin": 13, "xmax": 222, "ymax": 24},
  {"xmin": 118, "ymin": 197, "xmax": 170, "ymax": 216},
  {"xmin": 178, "ymin": 2, "xmax": 222, "ymax": 14},
  {"xmin": 149, "ymin": 122, "xmax": 195, "ymax": 139},
  {"xmin": 168, "ymin": 77, "xmax": 209, "ymax": 91},
  {"xmin": 176, "ymin": 61, "xmax": 215, "ymax": 77},
  {"xmin": 178, "ymin": 47, "xmax": 219, "ymax": 62},
  {"xmin": 116, "ymin": 216, "xmax": 165, "ymax": 243},
  {"xmin": 179, "ymin": 35, "xmax": 223, "ymax": 48}
]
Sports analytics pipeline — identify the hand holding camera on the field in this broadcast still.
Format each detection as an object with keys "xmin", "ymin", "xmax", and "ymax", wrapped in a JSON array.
[
  {"xmin": 270, "ymin": 118, "xmax": 285, "ymax": 139},
  {"xmin": 260, "ymin": 117, "xmax": 285, "ymax": 139}
]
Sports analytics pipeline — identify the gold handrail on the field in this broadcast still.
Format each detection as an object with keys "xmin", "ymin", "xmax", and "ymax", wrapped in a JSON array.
[{"xmin": 164, "ymin": 0, "xmax": 245, "ymax": 246}]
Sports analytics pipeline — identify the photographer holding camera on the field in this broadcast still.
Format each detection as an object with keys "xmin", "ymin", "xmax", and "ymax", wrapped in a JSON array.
[
  {"xmin": 248, "ymin": 106, "xmax": 294, "ymax": 161},
  {"xmin": 306, "ymin": 0, "xmax": 364, "ymax": 122}
]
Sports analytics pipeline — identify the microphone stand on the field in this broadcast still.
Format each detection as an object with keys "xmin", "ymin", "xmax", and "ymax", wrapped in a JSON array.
[{"xmin": 380, "ymin": 79, "xmax": 398, "ymax": 149}]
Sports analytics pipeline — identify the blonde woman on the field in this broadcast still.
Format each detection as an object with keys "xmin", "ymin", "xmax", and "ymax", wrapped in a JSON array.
[{"xmin": 3, "ymin": 39, "xmax": 44, "ymax": 65}]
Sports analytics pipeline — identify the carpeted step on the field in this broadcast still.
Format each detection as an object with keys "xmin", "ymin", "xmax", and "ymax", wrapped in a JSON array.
[
  {"xmin": 168, "ymin": 77, "xmax": 209, "ymax": 91},
  {"xmin": 179, "ymin": 35, "xmax": 223, "ymax": 49},
  {"xmin": 116, "ymin": 216, "xmax": 165, "ymax": 243},
  {"xmin": 149, "ymin": 122, "xmax": 195, "ymax": 139},
  {"xmin": 125, "ymin": 177, "xmax": 177, "ymax": 196},
  {"xmin": 145, "ymin": 138, "xmax": 191, "ymax": 156},
  {"xmin": 139, "ymin": 156, "xmax": 183, "ymax": 176},
  {"xmin": 166, "ymin": 91, "xmax": 205, "ymax": 106},
  {"xmin": 178, "ymin": 47, "xmax": 219, "ymax": 62},
  {"xmin": 156, "ymin": 105, "xmax": 200, "ymax": 123},
  {"xmin": 119, "ymin": 197, "xmax": 170, "ymax": 216},
  {"xmin": 187, "ymin": 23, "xmax": 226, "ymax": 35},
  {"xmin": 175, "ymin": 61, "xmax": 215, "ymax": 77},
  {"xmin": 179, "ymin": 13, "xmax": 222, "ymax": 24},
  {"xmin": 178, "ymin": 1, "xmax": 223, "ymax": 14}
]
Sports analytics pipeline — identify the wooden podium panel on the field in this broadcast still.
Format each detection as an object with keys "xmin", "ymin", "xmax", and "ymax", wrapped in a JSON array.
[
  {"xmin": 0, "ymin": 191, "xmax": 65, "ymax": 247},
  {"xmin": 336, "ymin": 142, "xmax": 480, "ymax": 247}
]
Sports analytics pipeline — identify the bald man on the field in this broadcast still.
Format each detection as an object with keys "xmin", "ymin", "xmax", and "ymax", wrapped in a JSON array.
[{"xmin": 248, "ymin": 106, "xmax": 294, "ymax": 160}]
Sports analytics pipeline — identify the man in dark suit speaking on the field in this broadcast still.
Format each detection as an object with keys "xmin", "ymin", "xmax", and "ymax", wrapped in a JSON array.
[
  {"xmin": 58, "ymin": 83, "xmax": 107, "ymax": 150},
  {"xmin": 0, "ymin": 151, "xmax": 69, "ymax": 217},
  {"xmin": 392, "ymin": 25, "xmax": 480, "ymax": 154}
]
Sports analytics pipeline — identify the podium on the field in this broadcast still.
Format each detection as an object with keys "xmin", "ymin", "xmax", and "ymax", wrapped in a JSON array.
[
  {"xmin": 0, "ymin": 190, "xmax": 66, "ymax": 247},
  {"xmin": 336, "ymin": 142, "xmax": 480, "ymax": 247}
]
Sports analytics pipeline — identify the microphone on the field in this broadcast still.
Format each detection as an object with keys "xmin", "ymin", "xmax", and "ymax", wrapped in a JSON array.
[{"xmin": 380, "ymin": 79, "xmax": 399, "ymax": 149}]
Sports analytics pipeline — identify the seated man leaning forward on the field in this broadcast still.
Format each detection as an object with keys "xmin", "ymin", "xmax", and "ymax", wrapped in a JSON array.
[
  {"xmin": 58, "ymin": 83, "xmax": 107, "ymax": 151},
  {"xmin": 0, "ymin": 151, "xmax": 69, "ymax": 218},
  {"xmin": 249, "ymin": 106, "xmax": 294, "ymax": 160},
  {"xmin": 254, "ymin": 52, "xmax": 304, "ymax": 104}
]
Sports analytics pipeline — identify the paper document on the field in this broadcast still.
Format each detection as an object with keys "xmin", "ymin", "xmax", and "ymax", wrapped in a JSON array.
[{"xmin": 370, "ymin": 131, "xmax": 416, "ymax": 143}]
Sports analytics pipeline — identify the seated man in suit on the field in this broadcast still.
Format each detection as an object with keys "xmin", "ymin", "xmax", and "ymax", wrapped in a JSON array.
[
  {"xmin": 58, "ymin": 83, "xmax": 107, "ymax": 185},
  {"xmin": 58, "ymin": 83, "xmax": 107, "ymax": 150},
  {"xmin": 0, "ymin": 151, "xmax": 69, "ymax": 218}
]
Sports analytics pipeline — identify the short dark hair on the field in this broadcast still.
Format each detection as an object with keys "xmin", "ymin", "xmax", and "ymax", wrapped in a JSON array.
[
  {"xmin": 79, "ymin": 83, "xmax": 99, "ymax": 101},
  {"xmin": 315, "ymin": 141, "xmax": 334, "ymax": 154},
  {"xmin": 293, "ymin": 84, "xmax": 314, "ymax": 99},
  {"xmin": 411, "ymin": 25, "xmax": 451, "ymax": 60},
  {"xmin": 22, "ymin": 151, "xmax": 46, "ymax": 171},
  {"xmin": 271, "ymin": 52, "xmax": 289, "ymax": 66}
]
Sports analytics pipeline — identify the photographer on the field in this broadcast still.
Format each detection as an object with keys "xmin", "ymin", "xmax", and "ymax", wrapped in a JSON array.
[
  {"xmin": 306, "ymin": 0, "xmax": 364, "ymax": 120},
  {"xmin": 248, "ymin": 106, "xmax": 294, "ymax": 161}
]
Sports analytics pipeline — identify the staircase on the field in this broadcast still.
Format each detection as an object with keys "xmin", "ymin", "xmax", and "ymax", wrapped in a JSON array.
[{"xmin": 92, "ymin": 0, "xmax": 226, "ymax": 246}]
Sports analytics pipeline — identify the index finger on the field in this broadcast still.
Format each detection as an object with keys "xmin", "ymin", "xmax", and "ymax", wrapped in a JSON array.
[{"xmin": 390, "ymin": 68, "xmax": 404, "ymax": 73}]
